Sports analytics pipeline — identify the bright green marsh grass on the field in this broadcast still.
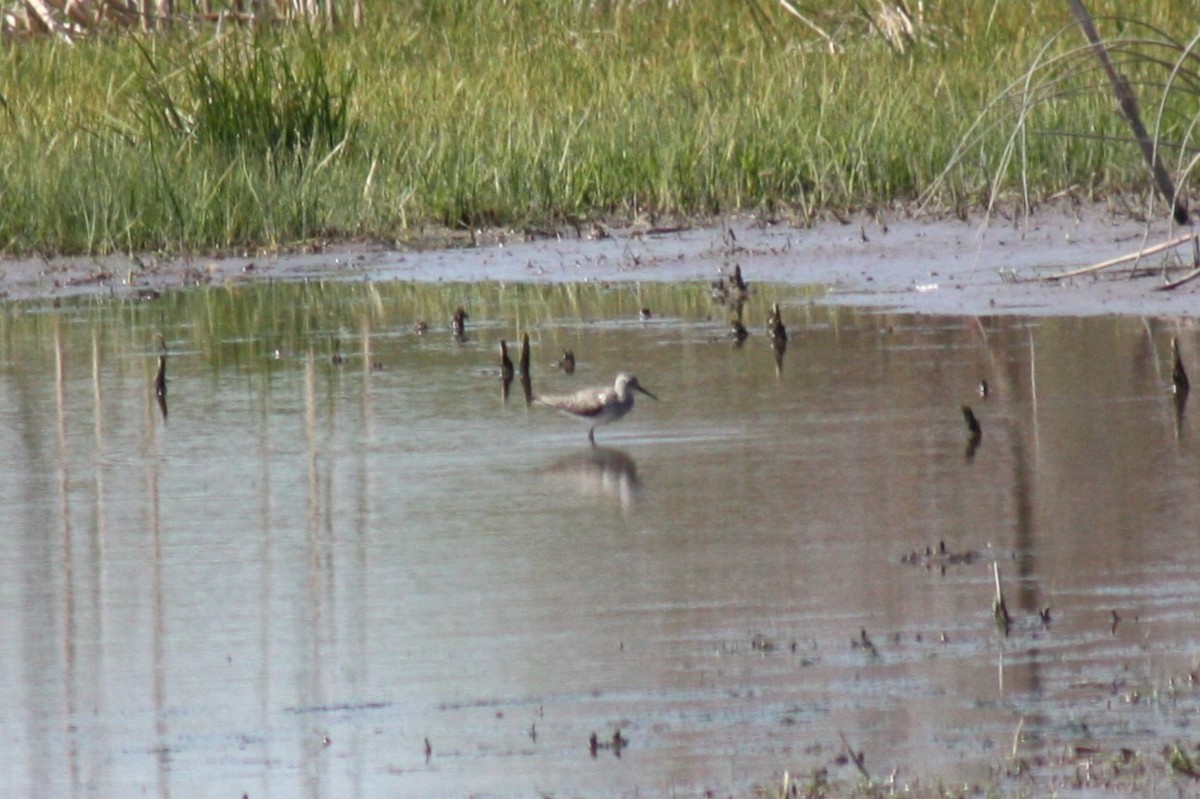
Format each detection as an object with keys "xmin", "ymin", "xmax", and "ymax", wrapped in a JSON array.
[{"xmin": 1, "ymin": 1, "xmax": 1198, "ymax": 255}]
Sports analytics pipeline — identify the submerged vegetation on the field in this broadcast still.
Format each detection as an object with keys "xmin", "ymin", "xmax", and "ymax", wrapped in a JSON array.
[{"xmin": 1, "ymin": 1, "xmax": 1199, "ymax": 255}]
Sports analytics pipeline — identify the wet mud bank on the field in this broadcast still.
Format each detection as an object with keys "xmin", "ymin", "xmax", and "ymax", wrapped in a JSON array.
[{"xmin": 3, "ymin": 203, "xmax": 1198, "ymax": 318}]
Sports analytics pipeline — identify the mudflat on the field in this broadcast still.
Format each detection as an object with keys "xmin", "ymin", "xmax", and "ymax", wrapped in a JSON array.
[{"xmin": 2, "ymin": 202, "xmax": 1197, "ymax": 318}]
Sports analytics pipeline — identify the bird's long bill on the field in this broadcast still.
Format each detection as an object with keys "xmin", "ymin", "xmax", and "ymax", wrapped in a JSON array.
[{"xmin": 635, "ymin": 384, "xmax": 658, "ymax": 401}]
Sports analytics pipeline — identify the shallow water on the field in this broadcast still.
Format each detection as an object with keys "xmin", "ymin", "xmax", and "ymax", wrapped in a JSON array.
[{"xmin": 2, "ymin": 282, "xmax": 1200, "ymax": 798}]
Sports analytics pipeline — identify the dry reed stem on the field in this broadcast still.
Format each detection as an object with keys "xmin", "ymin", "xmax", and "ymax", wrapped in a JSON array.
[
  {"xmin": 1067, "ymin": 0, "xmax": 1188, "ymax": 224},
  {"xmin": 1043, "ymin": 231, "xmax": 1197, "ymax": 281}
]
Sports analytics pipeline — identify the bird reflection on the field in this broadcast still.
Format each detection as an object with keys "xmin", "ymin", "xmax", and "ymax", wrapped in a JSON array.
[{"xmin": 541, "ymin": 447, "xmax": 641, "ymax": 510}]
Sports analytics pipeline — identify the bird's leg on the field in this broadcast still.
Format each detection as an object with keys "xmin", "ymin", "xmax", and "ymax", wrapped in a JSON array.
[{"xmin": 588, "ymin": 427, "xmax": 596, "ymax": 447}]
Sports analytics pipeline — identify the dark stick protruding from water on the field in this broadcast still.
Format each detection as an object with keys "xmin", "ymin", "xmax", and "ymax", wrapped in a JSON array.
[
  {"xmin": 962, "ymin": 405, "xmax": 982, "ymax": 459},
  {"xmin": 155, "ymin": 354, "xmax": 167, "ymax": 399},
  {"xmin": 711, "ymin": 264, "xmax": 748, "ymax": 305},
  {"xmin": 154, "ymin": 336, "xmax": 168, "ymax": 421},
  {"xmin": 500, "ymin": 340, "xmax": 514, "ymax": 382},
  {"xmin": 558, "ymin": 349, "xmax": 576, "ymax": 374},
  {"xmin": 768, "ymin": 303, "xmax": 787, "ymax": 374},
  {"xmin": 519, "ymin": 334, "xmax": 533, "ymax": 404},
  {"xmin": 731, "ymin": 263, "xmax": 747, "ymax": 293},
  {"xmin": 451, "ymin": 307, "xmax": 468, "ymax": 341},
  {"xmin": 729, "ymin": 300, "xmax": 749, "ymax": 347},
  {"xmin": 500, "ymin": 340, "xmax": 514, "ymax": 402},
  {"xmin": 962, "ymin": 405, "xmax": 981, "ymax": 436},
  {"xmin": 519, "ymin": 333, "xmax": 531, "ymax": 377},
  {"xmin": 1172, "ymin": 337, "xmax": 1189, "ymax": 394},
  {"xmin": 730, "ymin": 318, "xmax": 749, "ymax": 345},
  {"xmin": 767, "ymin": 303, "xmax": 787, "ymax": 346}
]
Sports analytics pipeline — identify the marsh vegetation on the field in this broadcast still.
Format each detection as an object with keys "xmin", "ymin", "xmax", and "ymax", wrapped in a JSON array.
[{"xmin": 2, "ymin": 1, "xmax": 1200, "ymax": 255}]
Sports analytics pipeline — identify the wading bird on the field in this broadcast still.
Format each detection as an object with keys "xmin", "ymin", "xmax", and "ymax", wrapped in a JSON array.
[{"xmin": 536, "ymin": 373, "xmax": 657, "ymax": 446}]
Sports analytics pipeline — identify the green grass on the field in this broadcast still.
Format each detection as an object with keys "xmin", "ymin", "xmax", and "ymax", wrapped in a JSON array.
[{"xmin": 1, "ymin": 0, "xmax": 1199, "ymax": 255}]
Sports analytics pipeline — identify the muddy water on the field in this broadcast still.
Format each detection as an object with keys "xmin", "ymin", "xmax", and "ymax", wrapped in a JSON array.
[{"xmin": 2, "ymin": 282, "xmax": 1199, "ymax": 798}]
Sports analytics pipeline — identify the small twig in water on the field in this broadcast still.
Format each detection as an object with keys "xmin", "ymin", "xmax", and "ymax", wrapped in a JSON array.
[
  {"xmin": 838, "ymin": 731, "xmax": 871, "ymax": 782},
  {"xmin": 993, "ymin": 562, "xmax": 1011, "ymax": 635},
  {"xmin": 1168, "ymin": 742, "xmax": 1200, "ymax": 779},
  {"xmin": 858, "ymin": 628, "xmax": 878, "ymax": 658},
  {"xmin": 1155, "ymin": 260, "xmax": 1200, "ymax": 291},
  {"xmin": 1044, "ymin": 232, "xmax": 1196, "ymax": 282}
]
